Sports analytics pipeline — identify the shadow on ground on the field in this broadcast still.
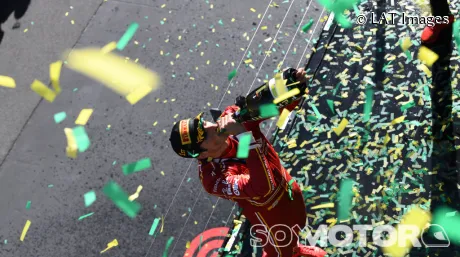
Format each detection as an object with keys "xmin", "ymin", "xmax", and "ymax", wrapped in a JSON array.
[{"xmin": 0, "ymin": 0, "xmax": 31, "ymax": 44}]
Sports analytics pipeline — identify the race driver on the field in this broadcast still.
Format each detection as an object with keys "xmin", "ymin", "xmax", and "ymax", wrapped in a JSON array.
[{"xmin": 169, "ymin": 68, "xmax": 326, "ymax": 257}]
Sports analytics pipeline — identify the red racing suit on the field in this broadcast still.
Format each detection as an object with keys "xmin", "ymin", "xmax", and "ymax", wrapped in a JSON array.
[{"xmin": 198, "ymin": 101, "xmax": 307, "ymax": 257}]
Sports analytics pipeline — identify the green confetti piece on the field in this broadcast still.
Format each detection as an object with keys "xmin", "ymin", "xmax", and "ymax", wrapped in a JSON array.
[
  {"xmin": 163, "ymin": 237, "xmax": 174, "ymax": 257},
  {"xmin": 149, "ymin": 218, "xmax": 161, "ymax": 236},
  {"xmin": 122, "ymin": 157, "xmax": 152, "ymax": 175},
  {"xmin": 78, "ymin": 212, "xmax": 94, "ymax": 220},
  {"xmin": 301, "ymin": 19, "xmax": 314, "ymax": 32},
  {"xmin": 424, "ymin": 85, "xmax": 431, "ymax": 101},
  {"xmin": 4, "ymin": 239, "xmax": 7, "ymax": 244},
  {"xmin": 327, "ymin": 99, "xmax": 335, "ymax": 114},
  {"xmin": 117, "ymin": 22, "xmax": 139, "ymax": 50},
  {"xmin": 53, "ymin": 112, "xmax": 67, "ymax": 123},
  {"xmin": 102, "ymin": 181, "xmax": 141, "ymax": 218},
  {"xmin": 431, "ymin": 206, "xmax": 460, "ymax": 244},
  {"xmin": 259, "ymin": 104, "xmax": 279, "ymax": 118},
  {"xmin": 84, "ymin": 190, "xmax": 96, "ymax": 207},
  {"xmin": 228, "ymin": 69, "xmax": 237, "ymax": 81},
  {"xmin": 308, "ymin": 102, "xmax": 322, "ymax": 120},
  {"xmin": 363, "ymin": 87, "xmax": 373, "ymax": 122},
  {"xmin": 400, "ymin": 101, "xmax": 415, "ymax": 112},
  {"xmin": 48, "ymin": 184, "xmax": 54, "ymax": 188},
  {"xmin": 26, "ymin": 201, "xmax": 31, "ymax": 210},
  {"xmin": 72, "ymin": 126, "xmax": 91, "ymax": 152},
  {"xmin": 454, "ymin": 20, "xmax": 460, "ymax": 47},
  {"xmin": 236, "ymin": 134, "xmax": 251, "ymax": 159},
  {"xmin": 337, "ymin": 179, "xmax": 354, "ymax": 221}
]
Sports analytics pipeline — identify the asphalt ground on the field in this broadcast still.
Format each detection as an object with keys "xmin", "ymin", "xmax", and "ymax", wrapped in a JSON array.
[{"xmin": 0, "ymin": 0, "xmax": 325, "ymax": 256}]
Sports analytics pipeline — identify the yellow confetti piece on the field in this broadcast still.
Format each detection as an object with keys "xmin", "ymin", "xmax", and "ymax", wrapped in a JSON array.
[
  {"xmin": 418, "ymin": 46, "xmax": 439, "ymax": 67},
  {"xmin": 100, "ymin": 239, "xmax": 118, "ymax": 254},
  {"xmin": 30, "ymin": 80, "xmax": 56, "ymax": 102},
  {"xmin": 0, "ymin": 75, "xmax": 16, "ymax": 88},
  {"xmin": 333, "ymin": 118, "xmax": 349, "ymax": 136},
  {"xmin": 274, "ymin": 73, "xmax": 288, "ymax": 96},
  {"xmin": 128, "ymin": 185, "xmax": 143, "ymax": 201},
  {"xmin": 273, "ymin": 88, "xmax": 300, "ymax": 104},
  {"xmin": 101, "ymin": 41, "xmax": 118, "ymax": 54},
  {"xmin": 186, "ymin": 241, "xmax": 191, "ymax": 249},
  {"xmin": 311, "ymin": 203, "xmax": 335, "ymax": 210},
  {"xmin": 49, "ymin": 61, "xmax": 62, "ymax": 94},
  {"xmin": 126, "ymin": 85, "xmax": 153, "ymax": 105},
  {"xmin": 261, "ymin": 26, "xmax": 267, "ymax": 30},
  {"xmin": 418, "ymin": 64, "xmax": 432, "ymax": 77},
  {"xmin": 160, "ymin": 215, "xmax": 164, "ymax": 233},
  {"xmin": 153, "ymin": 121, "xmax": 158, "ymax": 126},
  {"xmin": 161, "ymin": 171, "xmax": 165, "ymax": 176},
  {"xmin": 401, "ymin": 37, "xmax": 412, "ymax": 51},
  {"xmin": 75, "ymin": 108, "xmax": 94, "ymax": 125},
  {"xmin": 20, "ymin": 220, "xmax": 31, "ymax": 241},
  {"xmin": 363, "ymin": 64, "xmax": 373, "ymax": 72},
  {"xmin": 244, "ymin": 59, "xmax": 252, "ymax": 64},
  {"xmin": 64, "ymin": 128, "xmax": 78, "ymax": 159},
  {"xmin": 250, "ymin": 8, "xmax": 256, "ymax": 12},
  {"xmin": 383, "ymin": 207, "xmax": 431, "ymax": 257},
  {"xmin": 64, "ymin": 48, "xmax": 160, "ymax": 98},
  {"xmin": 391, "ymin": 116, "xmax": 405, "ymax": 125},
  {"xmin": 71, "ymin": 20, "xmax": 75, "ymax": 25},
  {"xmin": 276, "ymin": 109, "xmax": 290, "ymax": 128}
]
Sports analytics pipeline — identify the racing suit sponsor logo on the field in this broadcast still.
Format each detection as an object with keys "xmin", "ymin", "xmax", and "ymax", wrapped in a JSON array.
[
  {"xmin": 233, "ymin": 178, "xmax": 240, "ymax": 196},
  {"xmin": 222, "ymin": 179, "xmax": 232, "ymax": 196},
  {"xmin": 213, "ymin": 178, "xmax": 222, "ymax": 193}
]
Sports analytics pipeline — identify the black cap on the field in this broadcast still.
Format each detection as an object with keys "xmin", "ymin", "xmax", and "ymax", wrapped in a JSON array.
[{"xmin": 169, "ymin": 112, "xmax": 206, "ymax": 158}]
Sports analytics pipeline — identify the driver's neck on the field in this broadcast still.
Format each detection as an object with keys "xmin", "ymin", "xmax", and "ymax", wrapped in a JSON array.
[{"xmin": 209, "ymin": 139, "xmax": 230, "ymax": 158}]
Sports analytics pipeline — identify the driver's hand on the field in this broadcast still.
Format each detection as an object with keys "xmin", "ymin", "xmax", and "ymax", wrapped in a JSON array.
[{"xmin": 217, "ymin": 113, "xmax": 247, "ymax": 135}]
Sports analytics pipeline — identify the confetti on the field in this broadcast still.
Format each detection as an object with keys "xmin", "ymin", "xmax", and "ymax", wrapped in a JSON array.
[
  {"xmin": 236, "ymin": 134, "xmax": 251, "ymax": 158},
  {"xmin": 454, "ymin": 20, "xmax": 460, "ymax": 47},
  {"xmin": 84, "ymin": 190, "xmax": 96, "ymax": 207},
  {"xmin": 78, "ymin": 212, "xmax": 94, "ymax": 220},
  {"xmin": 337, "ymin": 179, "xmax": 353, "ymax": 221},
  {"xmin": 75, "ymin": 108, "xmax": 94, "ymax": 125},
  {"xmin": 101, "ymin": 41, "xmax": 117, "ymax": 54},
  {"xmin": 117, "ymin": 22, "xmax": 139, "ymax": 50},
  {"xmin": 301, "ymin": 19, "xmax": 314, "ymax": 32},
  {"xmin": 162, "ymin": 237, "xmax": 174, "ymax": 257},
  {"xmin": 126, "ymin": 84, "xmax": 153, "ymax": 105},
  {"xmin": 20, "ymin": 220, "xmax": 31, "ymax": 241},
  {"xmin": 317, "ymin": 0, "xmax": 358, "ymax": 28},
  {"xmin": 311, "ymin": 203, "xmax": 334, "ymax": 210},
  {"xmin": 431, "ymin": 206, "xmax": 460, "ymax": 244},
  {"xmin": 228, "ymin": 69, "xmax": 237, "ymax": 81},
  {"xmin": 122, "ymin": 157, "xmax": 152, "ymax": 175},
  {"xmin": 49, "ymin": 61, "xmax": 62, "ymax": 94},
  {"xmin": 400, "ymin": 37, "xmax": 412, "ymax": 51},
  {"xmin": 128, "ymin": 185, "xmax": 143, "ymax": 201},
  {"xmin": 273, "ymin": 88, "xmax": 300, "ymax": 104},
  {"xmin": 102, "ymin": 181, "xmax": 141, "ymax": 218},
  {"xmin": 333, "ymin": 118, "xmax": 348, "ymax": 136},
  {"xmin": 64, "ymin": 128, "xmax": 78, "ymax": 159},
  {"xmin": 64, "ymin": 48, "xmax": 160, "ymax": 99},
  {"xmin": 417, "ymin": 46, "xmax": 438, "ymax": 67},
  {"xmin": 72, "ymin": 126, "xmax": 91, "ymax": 152},
  {"xmin": 149, "ymin": 217, "xmax": 161, "ymax": 236},
  {"xmin": 30, "ymin": 79, "xmax": 57, "ymax": 102},
  {"xmin": 383, "ymin": 207, "xmax": 431, "ymax": 257},
  {"xmin": 363, "ymin": 87, "xmax": 373, "ymax": 122},
  {"xmin": 100, "ymin": 239, "xmax": 118, "ymax": 254},
  {"xmin": 26, "ymin": 201, "xmax": 31, "ymax": 210},
  {"xmin": 259, "ymin": 104, "xmax": 280, "ymax": 118},
  {"xmin": 0, "ymin": 75, "xmax": 16, "ymax": 88},
  {"xmin": 276, "ymin": 109, "xmax": 290, "ymax": 129},
  {"xmin": 54, "ymin": 112, "xmax": 67, "ymax": 123}
]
